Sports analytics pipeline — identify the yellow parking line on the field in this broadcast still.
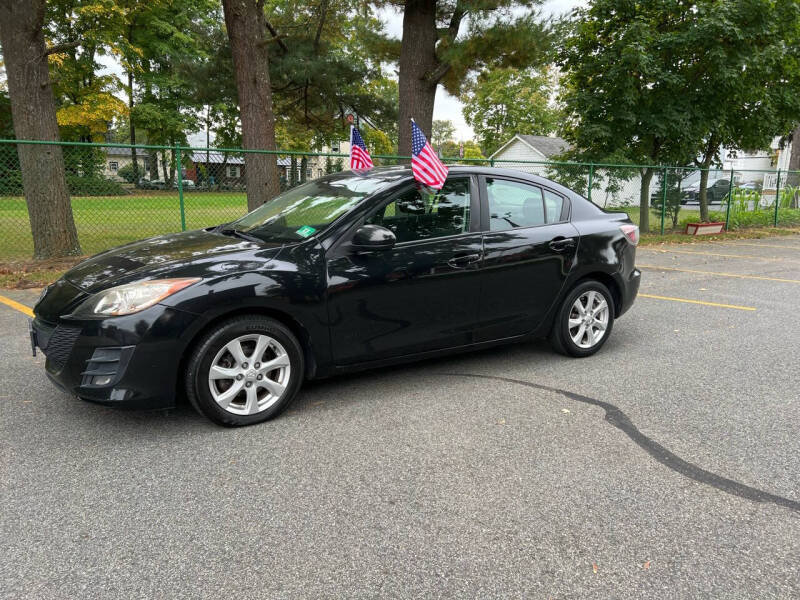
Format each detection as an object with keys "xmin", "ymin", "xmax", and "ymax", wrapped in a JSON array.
[
  {"xmin": 639, "ymin": 248, "xmax": 794, "ymax": 262},
  {"xmin": 638, "ymin": 264, "xmax": 800, "ymax": 284},
  {"xmin": 0, "ymin": 294, "xmax": 34, "ymax": 317},
  {"xmin": 719, "ymin": 241, "xmax": 800, "ymax": 251},
  {"xmin": 639, "ymin": 293, "xmax": 756, "ymax": 311}
]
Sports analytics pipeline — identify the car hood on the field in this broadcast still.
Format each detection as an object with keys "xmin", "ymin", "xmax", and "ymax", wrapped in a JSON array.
[{"xmin": 64, "ymin": 229, "xmax": 285, "ymax": 293}]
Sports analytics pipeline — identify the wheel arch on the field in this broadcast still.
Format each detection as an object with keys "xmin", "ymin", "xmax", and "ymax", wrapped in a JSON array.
[{"xmin": 573, "ymin": 271, "xmax": 623, "ymax": 317}]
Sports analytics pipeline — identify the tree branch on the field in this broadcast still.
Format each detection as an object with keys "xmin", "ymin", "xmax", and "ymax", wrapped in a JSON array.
[
  {"xmin": 426, "ymin": 2, "xmax": 465, "ymax": 85},
  {"xmin": 45, "ymin": 40, "xmax": 80, "ymax": 55},
  {"xmin": 425, "ymin": 62, "xmax": 451, "ymax": 85},
  {"xmin": 263, "ymin": 18, "xmax": 289, "ymax": 54},
  {"xmin": 313, "ymin": 0, "xmax": 329, "ymax": 52}
]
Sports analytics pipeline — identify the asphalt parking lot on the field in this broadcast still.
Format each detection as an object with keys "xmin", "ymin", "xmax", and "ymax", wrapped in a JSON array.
[{"xmin": 2, "ymin": 235, "xmax": 799, "ymax": 599}]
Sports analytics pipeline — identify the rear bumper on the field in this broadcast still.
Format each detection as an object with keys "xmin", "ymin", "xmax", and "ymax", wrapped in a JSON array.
[
  {"xmin": 31, "ymin": 305, "xmax": 200, "ymax": 410},
  {"xmin": 618, "ymin": 267, "xmax": 640, "ymax": 317}
]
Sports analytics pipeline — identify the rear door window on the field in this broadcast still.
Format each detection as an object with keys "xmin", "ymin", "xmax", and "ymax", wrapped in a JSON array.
[{"xmin": 486, "ymin": 178, "xmax": 546, "ymax": 231}]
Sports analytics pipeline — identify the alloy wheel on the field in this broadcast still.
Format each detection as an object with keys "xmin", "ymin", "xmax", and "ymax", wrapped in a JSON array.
[
  {"xmin": 568, "ymin": 290, "xmax": 610, "ymax": 349},
  {"xmin": 207, "ymin": 334, "xmax": 291, "ymax": 415}
]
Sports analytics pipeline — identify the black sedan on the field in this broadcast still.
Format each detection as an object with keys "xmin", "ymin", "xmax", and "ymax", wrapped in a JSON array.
[{"xmin": 31, "ymin": 166, "xmax": 640, "ymax": 426}]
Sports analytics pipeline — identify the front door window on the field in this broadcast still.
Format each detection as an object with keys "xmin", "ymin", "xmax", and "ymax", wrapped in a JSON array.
[{"xmin": 366, "ymin": 178, "xmax": 471, "ymax": 243}]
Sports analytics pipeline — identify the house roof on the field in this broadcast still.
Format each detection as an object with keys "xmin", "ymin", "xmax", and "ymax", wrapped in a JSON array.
[
  {"xmin": 490, "ymin": 134, "xmax": 571, "ymax": 160},
  {"xmin": 190, "ymin": 152, "xmax": 245, "ymax": 165},
  {"xmin": 189, "ymin": 153, "xmax": 294, "ymax": 167},
  {"xmin": 104, "ymin": 147, "xmax": 142, "ymax": 157}
]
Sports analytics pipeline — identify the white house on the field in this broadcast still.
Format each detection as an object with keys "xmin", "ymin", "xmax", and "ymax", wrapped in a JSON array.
[
  {"xmin": 489, "ymin": 134, "xmax": 571, "ymax": 164},
  {"xmin": 722, "ymin": 137, "xmax": 794, "ymax": 193}
]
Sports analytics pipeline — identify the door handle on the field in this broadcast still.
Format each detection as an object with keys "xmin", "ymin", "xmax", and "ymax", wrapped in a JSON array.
[
  {"xmin": 548, "ymin": 237, "xmax": 576, "ymax": 252},
  {"xmin": 447, "ymin": 252, "xmax": 482, "ymax": 268}
]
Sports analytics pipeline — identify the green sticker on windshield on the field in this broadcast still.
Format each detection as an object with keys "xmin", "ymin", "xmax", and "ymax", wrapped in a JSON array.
[{"xmin": 295, "ymin": 225, "xmax": 317, "ymax": 238}]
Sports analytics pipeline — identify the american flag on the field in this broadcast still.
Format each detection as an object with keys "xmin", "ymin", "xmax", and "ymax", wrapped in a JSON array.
[
  {"xmin": 411, "ymin": 120, "xmax": 448, "ymax": 189},
  {"xmin": 349, "ymin": 125, "xmax": 373, "ymax": 170}
]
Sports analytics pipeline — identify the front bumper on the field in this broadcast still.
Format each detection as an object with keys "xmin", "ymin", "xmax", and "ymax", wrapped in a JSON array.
[{"xmin": 31, "ymin": 305, "xmax": 200, "ymax": 410}]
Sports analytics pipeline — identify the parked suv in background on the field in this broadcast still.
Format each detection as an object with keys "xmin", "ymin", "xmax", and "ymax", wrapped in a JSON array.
[{"xmin": 681, "ymin": 178, "xmax": 731, "ymax": 204}]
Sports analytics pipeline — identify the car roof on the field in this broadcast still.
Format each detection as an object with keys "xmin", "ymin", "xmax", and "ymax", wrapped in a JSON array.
[{"xmin": 344, "ymin": 165, "xmax": 582, "ymax": 199}]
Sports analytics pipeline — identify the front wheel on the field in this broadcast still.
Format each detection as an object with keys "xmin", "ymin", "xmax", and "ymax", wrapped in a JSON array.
[
  {"xmin": 550, "ymin": 281, "xmax": 615, "ymax": 357},
  {"xmin": 185, "ymin": 315, "xmax": 305, "ymax": 426}
]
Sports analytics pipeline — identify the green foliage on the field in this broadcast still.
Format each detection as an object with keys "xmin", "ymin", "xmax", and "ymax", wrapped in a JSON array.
[
  {"xmin": 462, "ymin": 67, "xmax": 559, "ymax": 156},
  {"xmin": 0, "ymin": 170, "xmax": 23, "ymax": 195},
  {"xmin": 779, "ymin": 185, "xmax": 800, "ymax": 209},
  {"xmin": 558, "ymin": 0, "xmax": 800, "ymax": 228},
  {"xmin": 431, "ymin": 120, "xmax": 456, "ymax": 149},
  {"xmin": 65, "ymin": 175, "xmax": 127, "ymax": 196},
  {"xmin": 650, "ymin": 171, "xmax": 684, "ymax": 229},
  {"xmin": 0, "ymin": 91, "xmax": 14, "ymax": 139},
  {"xmin": 461, "ymin": 141, "xmax": 486, "ymax": 161},
  {"xmin": 558, "ymin": 2, "xmax": 698, "ymax": 166},
  {"xmin": 116, "ymin": 162, "xmax": 137, "ymax": 183}
]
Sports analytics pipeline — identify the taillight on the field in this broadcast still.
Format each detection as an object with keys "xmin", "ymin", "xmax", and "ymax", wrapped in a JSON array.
[{"xmin": 620, "ymin": 224, "xmax": 639, "ymax": 245}]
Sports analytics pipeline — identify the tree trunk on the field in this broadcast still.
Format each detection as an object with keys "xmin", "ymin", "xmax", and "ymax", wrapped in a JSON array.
[
  {"xmin": 169, "ymin": 147, "xmax": 176, "ymax": 186},
  {"xmin": 697, "ymin": 166, "xmax": 711, "ymax": 223},
  {"xmin": 697, "ymin": 137, "xmax": 718, "ymax": 223},
  {"xmin": 290, "ymin": 156, "xmax": 298, "ymax": 187},
  {"xmin": 222, "ymin": 0, "xmax": 281, "ymax": 211},
  {"xmin": 149, "ymin": 150, "xmax": 159, "ymax": 180},
  {"xmin": 0, "ymin": 0, "xmax": 81, "ymax": 258},
  {"xmin": 786, "ymin": 124, "xmax": 800, "ymax": 206},
  {"xmin": 300, "ymin": 156, "xmax": 308, "ymax": 183},
  {"xmin": 639, "ymin": 168, "xmax": 654, "ymax": 233},
  {"xmin": 128, "ymin": 70, "xmax": 139, "ymax": 187},
  {"xmin": 398, "ymin": 0, "xmax": 439, "ymax": 157}
]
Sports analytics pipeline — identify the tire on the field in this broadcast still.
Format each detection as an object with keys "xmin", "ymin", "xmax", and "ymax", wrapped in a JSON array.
[
  {"xmin": 185, "ymin": 315, "xmax": 305, "ymax": 426},
  {"xmin": 549, "ymin": 280, "xmax": 615, "ymax": 358}
]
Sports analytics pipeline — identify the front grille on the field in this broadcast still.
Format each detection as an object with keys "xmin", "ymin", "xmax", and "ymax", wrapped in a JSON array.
[{"xmin": 43, "ymin": 325, "xmax": 82, "ymax": 370}]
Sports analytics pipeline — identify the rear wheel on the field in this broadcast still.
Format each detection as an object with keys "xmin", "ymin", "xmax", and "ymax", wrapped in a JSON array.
[
  {"xmin": 185, "ymin": 315, "xmax": 304, "ymax": 426},
  {"xmin": 550, "ymin": 280, "xmax": 614, "ymax": 357}
]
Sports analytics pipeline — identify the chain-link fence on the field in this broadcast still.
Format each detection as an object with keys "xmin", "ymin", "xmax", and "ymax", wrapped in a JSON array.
[{"xmin": 1, "ymin": 139, "xmax": 799, "ymax": 260}]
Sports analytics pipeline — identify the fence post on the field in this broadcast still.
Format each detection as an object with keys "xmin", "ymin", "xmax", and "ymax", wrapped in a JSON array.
[
  {"xmin": 176, "ymin": 144, "xmax": 186, "ymax": 231},
  {"xmin": 587, "ymin": 163, "xmax": 594, "ymax": 203},
  {"xmin": 773, "ymin": 169, "xmax": 781, "ymax": 227},
  {"xmin": 489, "ymin": 158, "xmax": 495, "ymax": 167},
  {"xmin": 660, "ymin": 166, "xmax": 668, "ymax": 235},
  {"xmin": 725, "ymin": 169, "xmax": 735, "ymax": 231}
]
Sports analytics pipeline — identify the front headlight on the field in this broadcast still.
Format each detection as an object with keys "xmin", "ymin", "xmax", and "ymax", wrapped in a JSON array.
[{"xmin": 72, "ymin": 278, "xmax": 201, "ymax": 317}]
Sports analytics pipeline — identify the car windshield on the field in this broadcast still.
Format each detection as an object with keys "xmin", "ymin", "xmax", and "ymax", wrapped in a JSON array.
[{"xmin": 228, "ymin": 172, "xmax": 397, "ymax": 243}]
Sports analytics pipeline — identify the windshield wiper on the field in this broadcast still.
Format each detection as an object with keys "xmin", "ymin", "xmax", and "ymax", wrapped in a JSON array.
[{"xmin": 217, "ymin": 228, "xmax": 263, "ymax": 243}]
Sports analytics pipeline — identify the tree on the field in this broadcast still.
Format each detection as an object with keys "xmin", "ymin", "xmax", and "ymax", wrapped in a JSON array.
[
  {"xmin": 462, "ymin": 67, "xmax": 559, "ymax": 156},
  {"xmin": 462, "ymin": 140, "xmax": 484, "ymax": 161},
  {"xmin": 559, "ymin": 0, "xmax": 800, "ymax": 231},
  {"xmin": 222, "ymin": 0, "xmax": 281, "ymax": 210},
  {"xmin": 0, "ymin": 0, "xmax": 81, "ymax": 258},
  {"xmin": 44, "ymin": 0, "xmax": 128, "ymax": 143},
  {"xmin": 786, "ymin": 125, "xmax": 800, "ymax": 201},
  {"xmin": 386, "ymin": 0, "xmax": 551, "ymax": 156},
  {"xmin": 431, "ymin": 119, "xmax": 455, "ymax": 149},
  {"xmin": 559, "ymin": 1, "xmax": 703, "ymax": 232},
  {"xmin": 683, "ymin": 0, "xmax": 800, "ymax": 221}
]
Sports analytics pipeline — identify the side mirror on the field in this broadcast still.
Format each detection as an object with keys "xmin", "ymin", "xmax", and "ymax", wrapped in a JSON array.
[{"xmin": 352, "ymin": 224, "xmax": 396, "ymax": 251}]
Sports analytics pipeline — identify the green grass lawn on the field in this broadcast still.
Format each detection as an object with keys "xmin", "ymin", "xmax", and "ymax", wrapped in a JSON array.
[
  {"xmin": 0, "ymin": 192, "xmax": 248, "ymax": 259},
  {"xmin": 615, "ymin": 205, "xmax": 800, "ymax": 231}
]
